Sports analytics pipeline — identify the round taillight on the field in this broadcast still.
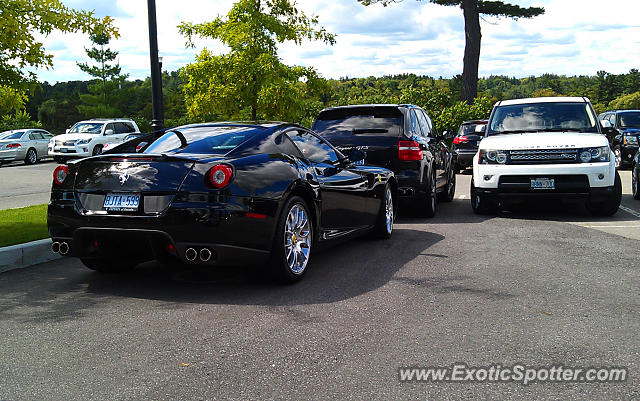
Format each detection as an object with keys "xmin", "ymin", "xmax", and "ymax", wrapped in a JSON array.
[
  {"xmin": 208, "ymin": 165, "xmax": 233, "ymax": 189},
  {"xmin": 53, "ymin": 165, "xmax": 69, "ymax": 185}
]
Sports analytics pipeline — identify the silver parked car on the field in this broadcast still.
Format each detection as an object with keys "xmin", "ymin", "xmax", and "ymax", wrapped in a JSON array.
[{"xmin": 0, "ymin": 129, "xmax": 54, "ymax": 166}]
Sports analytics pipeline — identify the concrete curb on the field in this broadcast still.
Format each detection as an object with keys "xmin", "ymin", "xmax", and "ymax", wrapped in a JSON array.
[{"xmin": 0, "ymin": 238, "xmax": 61, "ymax": 273}]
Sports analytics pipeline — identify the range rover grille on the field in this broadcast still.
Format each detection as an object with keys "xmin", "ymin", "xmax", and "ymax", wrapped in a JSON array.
[{"xmin": 509, "ymin": 149, "xmax": 578, "ymax": 164}]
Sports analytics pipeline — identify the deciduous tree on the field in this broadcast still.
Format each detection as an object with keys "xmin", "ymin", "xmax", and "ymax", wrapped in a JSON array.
[
  {"xmin": 0, "ymin": 0, "xmax": 118, "ymax": 90},
  {"xmin": 178, "ymin": 0, "xmax": 335, "ymax": 121}
]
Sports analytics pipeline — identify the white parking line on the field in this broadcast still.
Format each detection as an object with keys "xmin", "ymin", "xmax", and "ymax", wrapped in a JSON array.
[
  {"xmin": 457, "ymin": 195, "xmax": 468, "ymax": 200},
  {"xmin": 619, "ymin": 205, "xmax": 640, "ymax": 219}
]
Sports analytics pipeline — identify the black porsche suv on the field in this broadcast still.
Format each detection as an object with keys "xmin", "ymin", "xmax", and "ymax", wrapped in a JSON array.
[{"xmin": 312, "ymin": 104, "xmax": 455, "ymax": 217}]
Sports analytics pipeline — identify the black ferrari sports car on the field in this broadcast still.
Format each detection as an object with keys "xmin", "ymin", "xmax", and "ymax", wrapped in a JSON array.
[{"xmin": 48, "ymin": 122, "xmax": 397, "ymax": 282}]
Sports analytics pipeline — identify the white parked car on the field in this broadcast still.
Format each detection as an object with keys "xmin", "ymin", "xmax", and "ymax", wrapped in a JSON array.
[
  {"xmin": 471, "ymin": 97, "xmax": 621, "ymax": 216},
  {"xmin": 48, "ymin": 118, "xmax": 140, "ymax": 162},
  {"xmin": 0, "ymin": 129, "xmax": 54, "ymax": 166}
]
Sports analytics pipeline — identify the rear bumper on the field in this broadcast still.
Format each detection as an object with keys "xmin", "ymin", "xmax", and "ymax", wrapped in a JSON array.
[
  {"xmin": 453, "ymin": 149, "xmax": 477, "ymax": 167},
  {"xmin": 0, "ymin": 148, "xmax": 26, "ymax": 162},
  {"xmin": 48, "ymin": 194, "xmax": 278, "ymax": 266}
]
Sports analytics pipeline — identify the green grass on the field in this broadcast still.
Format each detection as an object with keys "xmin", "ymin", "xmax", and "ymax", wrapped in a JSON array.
[{"xmin": 0, "ymin": 204, "xmax": 49, "ymax": 248}]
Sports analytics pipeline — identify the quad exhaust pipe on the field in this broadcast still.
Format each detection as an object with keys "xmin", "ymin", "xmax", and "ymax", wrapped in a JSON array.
[
  {"xmin": 51, "ymin": 241, "xmax": 69, "ymax": 255},
  {"xmin": 184, "ymin": 247, "xmax": 213, "ymax": 263}
]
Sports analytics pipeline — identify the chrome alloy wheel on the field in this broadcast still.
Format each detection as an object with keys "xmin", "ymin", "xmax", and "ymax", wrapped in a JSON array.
[
  {"xmin": 284, "ymin": 204, "xmax": 311, "ymax": 274},
  {"xmin": 385, "ymin": 186, "xmax": 394, "ymax": 234},
  {"xmin": 27, "ymin": 149, "xmax": 36, "ymax": 164},
  {"xmin": 614, "ymin": 148, "xmax": 622, "ymax": 168}
]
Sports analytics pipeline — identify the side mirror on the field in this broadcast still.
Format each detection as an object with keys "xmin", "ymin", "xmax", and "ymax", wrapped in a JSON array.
[
  {"xmin": 104, "ymin": 129, "xmax": 114, "ymax": 136},
  {"xmin": 600, "ymin": 120, "xmax": 612, "ymax": 129},
  {"xmin": 348, "ymin": 149, "xmax": 366, "ymax": 164},
  {"xmin": 65, "ymin": 129, "xmax": 70, "ymax": 134}
]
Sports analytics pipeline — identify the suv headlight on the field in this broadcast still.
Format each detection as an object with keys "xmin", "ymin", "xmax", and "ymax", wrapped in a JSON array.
[
  {"xmin": 579, "ymin": 146, "xmax": 610, "ymax": 163},
  {"xmin": 75, "ymin": 139, "xmax": 91, "ymax": 145},
  {"xmin": 479, "ymin": 149, "xmax": 508, "ymax": 164},
  {"xmin": 623, "ymin": 135, "xmax": 638, "ymax": 146}
]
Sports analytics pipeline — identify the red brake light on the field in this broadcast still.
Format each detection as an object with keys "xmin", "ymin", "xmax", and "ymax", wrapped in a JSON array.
[
  {"xmin": 208, "ymin": 164, "xmax": 233, "ymax": 188},
  {"xmin": 398, "ymin": 140, "xmax": 423, "ymax": 161},
  {"xmin": 453, "ymin": 136, "xmax": 468, "ymax": 145},
  {"xmin": 53, "ymin": 165, "xmax": 69, "ymax": 185},
  {"xmin": 6, "ymin": 143, "xmax": 21, "ymax": 148}
]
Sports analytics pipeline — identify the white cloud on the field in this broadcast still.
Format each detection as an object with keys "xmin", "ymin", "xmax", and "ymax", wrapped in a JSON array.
[{"xmin": 31, "ymin": 0, "xmax": 640, "ymax": 84}]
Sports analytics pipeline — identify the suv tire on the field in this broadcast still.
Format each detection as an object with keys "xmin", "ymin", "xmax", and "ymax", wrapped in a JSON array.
[
  {"xmin": 421, "ymin": 168, "xmax": 437, "ymax": 217},
  {"xmin": 470, "ymin": 179, "xmax": 496, "ymax": 215},
  {"xmin": 586, "ymin": 171, "xmax": 622, "ymax": 216}
]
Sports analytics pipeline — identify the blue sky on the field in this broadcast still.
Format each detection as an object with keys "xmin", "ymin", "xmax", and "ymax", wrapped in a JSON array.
[{"xmin": 32, "ymin": 0, "xmax": 640, "ymax": 83}]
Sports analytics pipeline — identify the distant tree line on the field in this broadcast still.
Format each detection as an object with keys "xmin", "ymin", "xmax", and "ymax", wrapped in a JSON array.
[{"xmin": 15, "ymin": 68, "xmax": 639, "ymax": 136}]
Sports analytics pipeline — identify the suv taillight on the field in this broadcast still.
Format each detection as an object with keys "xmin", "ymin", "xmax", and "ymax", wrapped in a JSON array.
[
  {"xmin": 398, "ymin": 140, "xmax": 423, "ymax": 161},
  {"xmin": 453, "ymin": 136, "xmax": 468, "ymax": 145}
]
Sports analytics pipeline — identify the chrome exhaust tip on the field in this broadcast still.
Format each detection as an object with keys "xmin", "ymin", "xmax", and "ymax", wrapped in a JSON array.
[
  {"xmin": 59, "ymin": 242, "xmax": 69, "ymax": 255},
  {"xmin": 199, "ymin": 248, "xmax": 212, "ymax": 262},
  {"xmin": 185, "ymin": 247, "xmax": 197, "ymax": 262},
  {"xmin": 51, "ymin": 242, "xmax": 60, "ymax": 253}
]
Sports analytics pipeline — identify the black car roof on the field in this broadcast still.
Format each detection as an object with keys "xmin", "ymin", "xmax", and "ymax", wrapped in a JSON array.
[
  {"xmin": 173, "ymin": 121, "xmax": 301, "ymax": 133},
  {"xmin": 318, "ymin": 104, "xmax": 420, "ymax": 113}
]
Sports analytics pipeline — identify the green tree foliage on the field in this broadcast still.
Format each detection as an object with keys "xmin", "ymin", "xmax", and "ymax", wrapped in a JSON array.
[
  {"xmin": 358, "ymin": 0, "xmax": 543, "ymax": 103},
  {"xmin": 178, "ymin": 0, "xmax": 335, "ymax": 121},
  {"xmin": 0, "ymin": 0, "xmax": 118, "ymax": 90},
  {"xmin": 76, "ymin": 28, "xmax": 127, "ymax": 118},
  {"xmin": 609, "ymin": 92, "xmax": 640, "ymax": 111},
  {"xmin": 0, "ymin": 110, "xmax": 42, "ymax": 133},
  {"xmin": 0, "ymin": 84, "xmax": 27, "ymax": 116}
]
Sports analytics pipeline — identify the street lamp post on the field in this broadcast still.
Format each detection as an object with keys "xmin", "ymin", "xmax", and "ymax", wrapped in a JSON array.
[{"xmin": 147, "ymin": 0, "xmax": 164, "ymax": 131}]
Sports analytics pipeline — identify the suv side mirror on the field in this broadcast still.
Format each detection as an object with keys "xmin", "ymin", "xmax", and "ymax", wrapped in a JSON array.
[
  {"xmin": 104, "ymin": 129, "xmax": 114, "ymax": 136},
  {"xmin": 65, "ymin": 128, "xmax": 70, "ymax": 134},
  {"xmin": 600, "ymin": 120, "xmax": 612, "ymax": 129}
]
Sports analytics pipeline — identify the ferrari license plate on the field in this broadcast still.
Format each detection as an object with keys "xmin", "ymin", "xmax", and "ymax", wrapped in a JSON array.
[
  {"xmin": 104, "ymin": 193, "xmax": 140, "ymax": 211},
  {"xmin": 530, "ymin": 178, "xmax": 555, "ymax": 190}
]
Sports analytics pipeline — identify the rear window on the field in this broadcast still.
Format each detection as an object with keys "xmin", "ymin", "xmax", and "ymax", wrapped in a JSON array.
[
  {"xmin": 143, "ymin": 126, "xmax": 260, "ymax": 155},
  {"xmin": 313, "ymin": 107, "xmax": 403, "ymax": 138},
  {"xmin": 459, "ymin": 123, "xmax": 487, "ymax": 136},
  {"xmin": 1, "ymin": 132, "xmax": 25, "ymax": 140}
]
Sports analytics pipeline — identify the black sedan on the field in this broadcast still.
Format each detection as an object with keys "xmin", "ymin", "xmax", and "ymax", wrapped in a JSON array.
[{"xmin": 48, "ymin": 122, "xmax": 397, "ymax": 282}]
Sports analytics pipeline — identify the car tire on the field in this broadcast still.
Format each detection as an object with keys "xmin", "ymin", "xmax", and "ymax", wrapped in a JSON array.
[
  {"xmin": 24, "ymin": 148, "xmax": 37, "ymax": 165},
  {"xmin": 80, "ymin": 258, "xmax": 136, "ymax": 273},
  {"xmin": 92, "ymin": 145, "xmax": 103, "ymax": 156},
  {"xmin": 438, "ymin": 167, "xmax": 456, "ymax": 202},
  {"xmin": 420, "ymin": 168, "xmax": 437, "ymax": 218},
  {"xmin": 373, "ymin": 184, "xmax": 394, "ymax": 239},
  {"xmin": 587, "ymin": 171, "xmax": 622, "ymax": 216},
  {"xmin": 633, "ymin": 166, "xmax": 640, "ymax": 200},
  {"xmin": 470, "ymin": 179, "xmax": 495, "ymax": 215},
  {"xmin": 269, "ymin": 196, "xmax": 313, "ymax": 283}
]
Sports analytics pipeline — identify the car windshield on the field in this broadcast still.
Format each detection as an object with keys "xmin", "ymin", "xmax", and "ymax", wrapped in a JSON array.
[
  {"xmin": 313, "ymin": 107, "xmax": 404, "ymax": 137},
  {"xmin": 488, "ymin": 102, "xmax": 598, "ymax": 135},
  {"xmin": 69, "ymin": 123, "xmax": 103, "ymax": 134},
  {"xmin": 0, "ymin": 131, "xmax": 26, "ymax": 140},
  {"xmin": 619, "ymin": 112, "xmax": 640, "ymax": 128},
  {"xmin": 144, "ymin": 126, "xmax": 259, "ymax": 155}
]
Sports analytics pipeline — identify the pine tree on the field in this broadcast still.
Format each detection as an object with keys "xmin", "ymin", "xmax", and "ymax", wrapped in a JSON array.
[{"xmin": 76, "ymin": 29, "xmax": 127, "ymax": 117}]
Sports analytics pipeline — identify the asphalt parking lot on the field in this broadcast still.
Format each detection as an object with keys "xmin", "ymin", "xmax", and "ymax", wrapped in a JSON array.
[
  {"xmin": 0, "ymin": 160, "xmax": 58, "ymax": 209},
  {"xmin": 1, "ymin": 170, "xmax": 639, "ymax": 400}
]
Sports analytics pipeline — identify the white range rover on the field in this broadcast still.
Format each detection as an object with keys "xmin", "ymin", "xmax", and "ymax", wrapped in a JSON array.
[
  {"xmin": 48, "ymin": 118, "xmax": 140, "ymax": 162},
  {"xmin": 472, "ymin": 97, "xmax": 621, "ymax": 216}
]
